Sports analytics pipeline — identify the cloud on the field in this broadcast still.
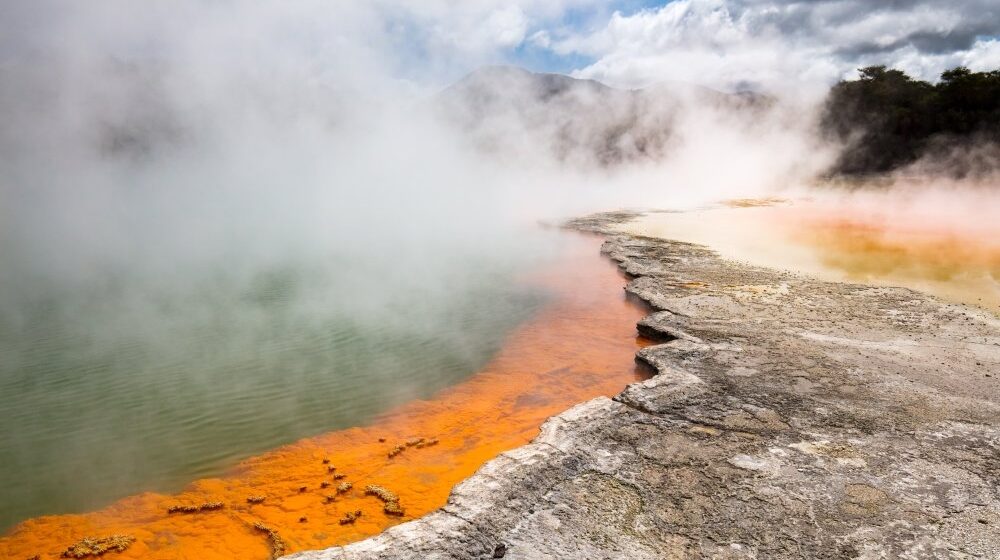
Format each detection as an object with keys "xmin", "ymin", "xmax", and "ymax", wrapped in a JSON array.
[
  {"xmin": 538, "ymin": 0, "xmax": 1000, "ymax": 92},
  {"xmin": 0, "ymin": 0, "xmax": 609, "ymax": 92},
  {"xmin": 420, "ymin": 5, "xmax": 530, "ymax": 56},
  {"xmin": 3, "ymin": 1, "xmax": 997, "ymax": 94}
]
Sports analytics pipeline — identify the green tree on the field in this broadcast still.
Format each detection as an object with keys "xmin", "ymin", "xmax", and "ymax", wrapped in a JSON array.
[{"xmin": 821, "ymin": 65, "xmax": 1000, "ymax": 176}]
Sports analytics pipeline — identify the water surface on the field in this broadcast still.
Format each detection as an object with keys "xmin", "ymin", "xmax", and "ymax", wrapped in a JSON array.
[
  {"xmin": 0, "ymin": 238, "xmax": 551, "ymax": 531},
  {"xmin": 620, "ymin": 201, "xmax": 1000, "ymax": 314},
  {"xmin": 1, "ymin": 233, "xmax": 650, "ymax": 560}
]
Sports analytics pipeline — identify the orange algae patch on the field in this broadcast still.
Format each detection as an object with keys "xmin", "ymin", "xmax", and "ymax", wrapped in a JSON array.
[{"xmin": 0, "ymin": 235, "xmax": 651, "ymax": 560}]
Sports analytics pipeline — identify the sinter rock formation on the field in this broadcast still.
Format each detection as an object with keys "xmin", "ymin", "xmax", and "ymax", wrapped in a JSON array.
[{"xmin": 287, "ymin": 211, "xmax": 1000, "ymax": 559}]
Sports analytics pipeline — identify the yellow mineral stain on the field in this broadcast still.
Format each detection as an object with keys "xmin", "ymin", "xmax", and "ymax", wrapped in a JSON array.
[
  {"xmin": 621, "ymin": 198, "xmax": 1000, "ymax": 314},
  {"xmin": 0, "ymin": 234, "xmax": 651, "ymax": 560},
  {"xmin": 792, "ymin": 213, "xmax": 1000, "ymax": 313}
]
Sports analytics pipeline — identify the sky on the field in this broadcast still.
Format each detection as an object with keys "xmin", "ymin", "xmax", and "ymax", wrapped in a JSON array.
[
  {"xmin": 2, "ymin": 1, "xmax": 998, "ymax": 94},
  {"xmin": 419, "ymin": 0, "xmax": 1000, "ymax": 91},
  {"xmin": 387, "ymin": 0, "xmax": 1000, "ymax": 92},
  {"xmin": 519, "ymin": 1, "xmax": 1000, "ymax": 90}
]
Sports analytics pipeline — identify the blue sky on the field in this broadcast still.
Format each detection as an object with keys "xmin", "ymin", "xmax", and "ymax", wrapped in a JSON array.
[
  {"xmin": 510, "ymin": 1, "xmax": 673, "ymax": 75},
  {"xmin": 380, "ymin": 0, "xmax": 678, "ymax": 84},
  {"xmin": 2, "ymin": 0, "xmax": 997, "ymax": 93},
  {"xmin": 472, "ymin": 0, "xmax": 1000, "ymax": 90}
]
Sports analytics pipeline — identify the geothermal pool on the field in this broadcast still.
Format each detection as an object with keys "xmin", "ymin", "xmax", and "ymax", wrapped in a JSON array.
[
  {"xmin": 0, "ymin": 233, "xmax": 651, "ymax": 559},
  {"xmin": 619, "ymin": 199, "xmax": 1000, "ymax": 315},
  {"xmin": 9, "ymin": 198, "xmax": 993, "ymax": 559},
  {"xmin": 0, "ymin": 251, "xmax": 547, "ymax": 533}
]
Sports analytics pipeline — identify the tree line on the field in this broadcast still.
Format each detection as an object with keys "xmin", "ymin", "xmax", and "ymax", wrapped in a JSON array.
[{"xmin": 821, "ymin": 65, "xmax": 1000, "ymax": 176}]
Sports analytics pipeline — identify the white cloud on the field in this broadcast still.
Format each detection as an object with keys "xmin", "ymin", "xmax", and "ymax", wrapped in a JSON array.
[
  {"xmin": 0, "ymin": 0, "xmax": 610, "ymax": 91},
  {"xmin": 426, "ymin": 5, "xmax": 529, "ymax": 54},
  {"xmin": 964, "ymin": 39, "xmax": 1000, "ymax": 70},
  {"xmin": 543, "ymin": 0, "xmax": 1000, "ymax": 92},
  {"xmin": 3, "ymin": 1, "xmax": 998, "ymax": 94}
]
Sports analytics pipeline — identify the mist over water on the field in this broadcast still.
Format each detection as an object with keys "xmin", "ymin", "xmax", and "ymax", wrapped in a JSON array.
[
  {"xmin": 0, "ymin": 4, "xmax": 571, "ymax": 529},
  {"xmin": 4, "ymin": 0, "xmax": 996, "ymax": 537},
  {"xmin": 0, "ymin": 69, "xmax": 567, "ymax": 527},
  {"xmin": 0, "ymin": 251, "xmax": 551, "ymax": 529}
]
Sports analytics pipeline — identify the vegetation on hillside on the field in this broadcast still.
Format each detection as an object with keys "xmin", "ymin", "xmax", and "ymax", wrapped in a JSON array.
[{"xmin": 822, "ymin": 66, "xmax": 1000, "ymax": 177}]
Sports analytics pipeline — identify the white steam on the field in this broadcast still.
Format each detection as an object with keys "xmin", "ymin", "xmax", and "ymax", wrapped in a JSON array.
[{"xmin": 3, "ymin": 0, "xmax": 995, "ymax": 530}]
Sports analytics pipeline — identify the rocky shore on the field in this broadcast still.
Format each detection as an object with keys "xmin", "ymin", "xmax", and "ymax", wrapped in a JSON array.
[{"xmin": 286, "ymin": 211, "xmax": 1000, "ymax": 559}]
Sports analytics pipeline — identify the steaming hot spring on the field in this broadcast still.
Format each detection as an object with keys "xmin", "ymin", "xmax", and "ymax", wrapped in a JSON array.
[{"xmin": 3, "ymin": 4, "xmax": 1000, "ymax": 559}]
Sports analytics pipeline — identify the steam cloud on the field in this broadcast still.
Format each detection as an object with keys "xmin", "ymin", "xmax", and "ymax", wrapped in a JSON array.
[
  {"xmin": 0, "ymin": 1, "xmax": 836, "ymax": 309},
  {"xmin": 4, "ymin": 0, "xmax": 996, "ymax": 531}
]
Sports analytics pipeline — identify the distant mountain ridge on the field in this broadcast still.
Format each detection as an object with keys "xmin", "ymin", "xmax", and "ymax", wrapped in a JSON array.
[{"xmin": 435, "ymin": 66, "xmax": 772, "ymax": 168}]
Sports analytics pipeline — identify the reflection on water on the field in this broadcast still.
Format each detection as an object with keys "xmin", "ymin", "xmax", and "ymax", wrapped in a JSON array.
[
  {"xmin": 0, "ymin": 233, "xmax": 650, "ymax": 559},
  {"xmin": 620, "ymin": 200, "xmax": 1000, "ymax": 314}
]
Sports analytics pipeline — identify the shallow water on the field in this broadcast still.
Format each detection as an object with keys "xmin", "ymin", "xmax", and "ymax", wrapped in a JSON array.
[
  {"xmin": 0, "ymin": 241, "xmax": 552, "ymax": 532},
  {"xmin": 620, "ymin": 201, "xmax": 1000, "ymax": 315},
  {"xmin": 0, "ymin": 232, "xmax": 650, "ymax": 559}
]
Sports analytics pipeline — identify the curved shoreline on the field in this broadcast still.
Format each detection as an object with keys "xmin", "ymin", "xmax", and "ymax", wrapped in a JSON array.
[
  {"xmin": 288, "ymin": 211, "xmax": 1000, "ymax": 559},
  {"xmin": 0, "ymin": 233, "xmax": 650, "ymax": 560}
]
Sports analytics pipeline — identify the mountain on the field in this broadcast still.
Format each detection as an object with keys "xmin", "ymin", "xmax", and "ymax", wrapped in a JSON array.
[{"xmin": 434, "ymin": 66, "xmax": 771, "ymax": 168}]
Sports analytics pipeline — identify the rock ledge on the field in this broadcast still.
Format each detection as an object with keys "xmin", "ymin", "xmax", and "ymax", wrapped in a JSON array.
[{"xmin": 286, "ymin": 212, "xmax": 1000, "ymax": 559}]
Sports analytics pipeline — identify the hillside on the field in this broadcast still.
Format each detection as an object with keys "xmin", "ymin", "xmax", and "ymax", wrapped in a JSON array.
[
  {"xmin": 821, "ymin": 66, "xmax": 1000, "ymax": 178},
  {"xmin": 435, "ymin": 66, "xmax": 771, "ymax": 168}
]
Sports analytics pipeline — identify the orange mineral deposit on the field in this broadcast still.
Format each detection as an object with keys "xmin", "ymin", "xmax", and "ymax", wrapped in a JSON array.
[{"xmin": 0, "ymin": 234, "xmax": 652, "ymax": 560}]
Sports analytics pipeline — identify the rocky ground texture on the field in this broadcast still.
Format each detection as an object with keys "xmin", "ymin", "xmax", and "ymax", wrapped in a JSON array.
[{"xmin": 287, "ymin": 212, "xmax": 1000, "ymax": 559}]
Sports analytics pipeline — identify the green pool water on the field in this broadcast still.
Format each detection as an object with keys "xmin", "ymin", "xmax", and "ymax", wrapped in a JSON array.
[{"xmin": 0, "ymin": 244, "xmax": 551, "ymax": 531}]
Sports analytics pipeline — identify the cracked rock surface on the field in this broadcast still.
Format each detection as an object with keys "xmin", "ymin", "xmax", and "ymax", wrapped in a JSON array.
[{"xmin": 286, "ymin": 212, "xmax": 1000, "ymax": 559}]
